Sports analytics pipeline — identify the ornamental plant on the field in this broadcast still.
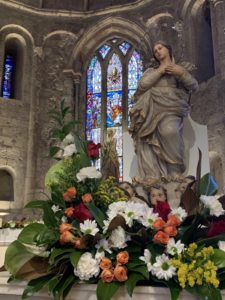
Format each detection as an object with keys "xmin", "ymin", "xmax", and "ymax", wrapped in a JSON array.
[{"xmin": 3, "ymin": 100, "xmax": 225, "ymax": 300}]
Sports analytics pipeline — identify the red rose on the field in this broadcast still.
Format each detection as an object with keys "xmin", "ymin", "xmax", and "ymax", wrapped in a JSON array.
[
  {"xmin": 208, "ymin": 219, "xmax": 225, "ymax": 237},
  {"xmin": 73, "ymin": 202, "xmax": 93, "ymax": 222},
  {"xmin": 153, "ymin": 201, "xmax": 171, "ymax": 221},
  {"xmin": 87, "ymin": 142, "xmax": 101, "ymax": 159}
]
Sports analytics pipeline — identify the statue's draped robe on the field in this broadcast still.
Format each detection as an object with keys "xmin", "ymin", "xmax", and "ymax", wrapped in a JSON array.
[{"xmin": 129, "ymin": 67, "xmax": 198, "ymax": 179}]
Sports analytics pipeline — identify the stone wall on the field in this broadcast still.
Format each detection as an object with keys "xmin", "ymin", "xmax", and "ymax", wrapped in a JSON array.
[{"xmin": 0, "ymin": 0, "xmax": 224, "ymax": 207}]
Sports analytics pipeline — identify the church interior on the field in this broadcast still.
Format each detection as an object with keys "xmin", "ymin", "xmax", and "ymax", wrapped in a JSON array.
[{"xmin": 1, "ymin": 0, "xmax": 225, "ymax": 213}]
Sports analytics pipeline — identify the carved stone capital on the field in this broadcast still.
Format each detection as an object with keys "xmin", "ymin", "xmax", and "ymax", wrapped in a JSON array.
[{"xmin": 63, "ymin": 69, "xmax": 82, "ymax": 84}]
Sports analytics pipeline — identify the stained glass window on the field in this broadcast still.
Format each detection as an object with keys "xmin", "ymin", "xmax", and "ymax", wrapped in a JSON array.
[
  {"xmin": 86, "ymin": 40, "xmax": 143, "ymax": 180},
  {"xmin": 119, "ymin": 42, "xmax": 131, "ymax": 55},
  {"xmin": 128, "ymin": 50, "xmax": 143, "ymax": 125},
  {"xmin": 99, "ymin": 44, "xmax": 111, "ymax": 59},
  {"xmin": 2, "ymin": 55, "xmax": 14, "ymax": 99},
  {"xmin": 86, "ymin": 56, "xmax": 102, "ymax": 143}
]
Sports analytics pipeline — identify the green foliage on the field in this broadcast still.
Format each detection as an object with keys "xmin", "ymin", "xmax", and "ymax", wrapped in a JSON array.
[
  {"xmin": 22, "ymin": 274, "xmax": 53, "ymax": 299},
  {"xmin": 186, "ymin": 285, "xmax": 222, "ymax": 300},
  {"xmin": 199, "ymin": 173, "xmax": 218, "ymax": 196},
  {"xmin": 4, "ymin": 240, "xmax": 37, "ymax": 276},
  {"xmin": 96, "ymin": 280, "xmax": 121, "ymax": 300}
]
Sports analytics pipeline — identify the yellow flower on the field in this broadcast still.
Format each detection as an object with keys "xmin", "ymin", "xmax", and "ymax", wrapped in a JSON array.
[{"xmin": 187, "ymin": 243, "xmax": 197, "ymax": 257}]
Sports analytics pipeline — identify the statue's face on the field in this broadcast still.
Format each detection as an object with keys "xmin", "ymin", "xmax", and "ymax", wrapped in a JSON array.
[
  {"xmin": 153, "ymin": 43, "xmax": 170, "ymax": 62},
  {"xmin": 150, "ymin": 187, "xmax": 166, "ymax": 205}
]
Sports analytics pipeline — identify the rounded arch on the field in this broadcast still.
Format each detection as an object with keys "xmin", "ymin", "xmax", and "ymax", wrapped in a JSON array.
[
  {"xmin": 71, "ymin": 17, "xmax": 151, "ymax": 72},
  {"xmin": 0, "ymin": 165, "xmax": 15, "ymax": 203},
  {"xmin": 43, "ymin": 30, "xmax": 77, "ymax": 45},
  {"xmin": 0, "ymin": 24, "xmax": 34, "ymax": 101}
]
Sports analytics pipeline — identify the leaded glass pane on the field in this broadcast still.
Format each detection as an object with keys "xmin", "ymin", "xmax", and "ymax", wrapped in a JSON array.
[
  {"xmin": 119, "ymin": 41, "xmax": 131, "ymax": 55},
  {"xmin": 86, "ymin": 56, "xmax": 102, "ymax": 141},
  {"xmin": 106, "ymin": 91, "xmax": 122, "ymax": 127},
  {"xmin": 107, "ymin": 54, "xmax": 122, "ymax": 91},
  {"xmin": 99, "ymin": 44, "xmax": 111, "ymax": 59},
  {"xmin": 128, "ymin": 50, "xmax": 143, "ymax": 125},
  {"xmin": 2, "ymin": 55, "xmax": 14, "ymax": 99}
]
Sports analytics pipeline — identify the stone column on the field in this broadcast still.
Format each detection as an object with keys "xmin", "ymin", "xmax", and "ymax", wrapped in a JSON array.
[
  {"xmin": 63, "ymin": 69, "xmax": 82, "ymax": 122},
  {"xmin": 209, "ymin": 0, "xmax": 225, "ymax": 77}
]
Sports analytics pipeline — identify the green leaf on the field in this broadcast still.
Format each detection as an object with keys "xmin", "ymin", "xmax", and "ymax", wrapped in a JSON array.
[
  {"xmin": 50, "ymin": 248, "xmax": 75, "ymax": 264},
  {"xmin": 22, "ymin": 274, "xmax": 53, "ymax": 299},
  {"xmin": 49, "ymin": 146, "xmax": 61, "ymax": 158},
  {"xmin": 51, "ymin": 128, "xmax": 64, "ymax": 140},
  {"xmin": 186, "ymin": 285, "xmax": 222, "ymax": 300},
  {"xmin": 25, "ymin": 200, "xmax": 46, "ymax": 210},
  {"xmin": 37, "ymin": 228, "xmax": 59, "ymax": 246},
  {"xmin": 62, "ymin": 121, "xmax": 77, "ymax": 136},
  {"xmin": 96, "ymin": 280, "xmax": 121, "ymax": 300},
  {"xmin": 18, "ymin": 223, "xmax": 47, "ymax": 244},
  {"xmin": 127, "ymin": 265, "xmax": 149, "ymax": 280},
  {"xmin": 212, "ymin": 249, "xmax": 225, "ymax": 268},
  {"xmin": 52, "ymin": 273, "xmax": 76, "ymax": 300},
  {"xmin": 70, "ymin": 251, "xmax": 83, "ymax": 267},
  {"xmin": 4, "ymin": 240, "xmax": 36, "ymax": 276},
  {"xmin": 85, "ymin": 201, "xmax": 105, "ymax": 228},
  {"xmin": 48, "ymin": 276, "xmax": 60, "ymax": 294},
  {"xmin": 199, "ymin": 173, "xmax": 218, "ymax": 196},
  {"xmin": 197, "ymin": 233, "xmax": 225, "ymax": 248},
  {"xmin": 164, "ymin": 280, "xmax": 181, "ymax": 300},
  {"xmin": 125, "ymin": 272, "xmax": 145, "ymax": 296},
  {"xmin": 42, "ymin": 203, "xmax": 58, "ymax": 228}
]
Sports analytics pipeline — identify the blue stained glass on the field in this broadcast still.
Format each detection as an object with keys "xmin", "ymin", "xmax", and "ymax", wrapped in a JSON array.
[
  {"xmin": 2, "ymin": 55, "xmax": 14, "ymax": 99},
  {"xmin": 86, "ymin": 56, "xmax": 102, "ymax": 141},
  {"xmin": 99, "ymin": 44, "xmax": 111, "ymax": 59},
  {"xmin": 119, "ymin": 42, "xmax": 131, "ymax": 55},
  {"xmin": 128, "ymin": 50, "xmax": 143, "ymax": 125},
  {"xmin": 106, "ymin": 91, "xmax": 123, "ymax": 127}
]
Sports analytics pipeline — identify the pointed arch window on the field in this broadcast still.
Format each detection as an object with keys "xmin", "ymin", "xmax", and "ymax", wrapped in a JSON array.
[{"xmin": 86, "ymin": 39, "xmax": 143, "ymax": 180}]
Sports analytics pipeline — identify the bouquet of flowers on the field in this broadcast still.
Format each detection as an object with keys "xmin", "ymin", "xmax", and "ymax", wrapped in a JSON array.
[{"xmin": 3, "ymin": 100, "xmax": 225, "ymax": 300}]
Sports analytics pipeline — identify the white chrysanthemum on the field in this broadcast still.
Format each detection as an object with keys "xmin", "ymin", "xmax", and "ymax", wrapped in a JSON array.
[
  {"xmin": 166, "ymin": 238, "xmax": 185, "ymax": 256},
  {"xmin": 123, "ymin": 202, "xmax": 148, "ymax": 227},
  {"xmin": 218, "ymin": 241, "xmax": 225, "ymax": 252},
  {"xmin": 63, "ymin": 144, "xmax": 77, "ymax": 157},
  {"xmin": 74, "ymin": 252, "xmax": 100, "ymax": 280},
  {"xmin": 151, "ymin": 254, "xmax": 176, "ymax": 281},
  {"xmin": 76, "ymin": 166, "xmax": 102, "ymax": 182},
  {"xmin": 170, "ymin": 207, "xmax": 187, "ymax": 221},
  {"xmin": 80, "ymin": 220, "xmax": 99, "ymax": 236},
  {"xmin": 200, "ymin": 195, "xmax": 224, "ymax": 217},
  {"xmin": 60, "ymin": 133, "xmax": 75, "ymax": 149},
  {"xmin": 139, "ymin": 249, "xmax": 153, "ymax": 272},
  {"xmin": 106, "ymin": 201, "xmax": 127, "ymax": 220},
  {"xmin": 141, "ymin": 208, "xmax": 159, "ymax": 228},
  {"xmin": 51, "ymin": 205, "xmax": 60, "ymax": 213},
  {"xmin": 95, "ymin": 238, "xmax": 112, "ymax": 254},
  {"xmin": 103, "ymin": 219, "xmax": 110, "ymax": 234},
  {"xmin": 109, "ymin": 226, "xmax": 131, "ymax": 249}
]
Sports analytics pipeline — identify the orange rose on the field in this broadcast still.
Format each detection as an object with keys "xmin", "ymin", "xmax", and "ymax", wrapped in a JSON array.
[
  {"xmin": 116, "ymin": 251, "xmax": 129, "ymax": 265},
  {"xmin": 82, "ymin": 193, "xmax": 92, "ymax": 203},
  {"xmin": 167, "ymin": 214, "xmax": 181, "ymax": 226},
  {"xmin": 60, "ymin": 231, "xmax": 75, "ymax": 244},
  {"xmin": 153, "ymin": 231, "xmax": 170, "ymax": 244},
  {"xmin": 153, "ymin": 218, "xmax": 166, "ymax": 230},
  {"xmin": 100, "ymin": 257, "xmax": 112, "ymax": 270},
  {"xmin": 164, "ymin": 225, "xmax": 177, "ymax": 237},
  {"xmin": 114, "ymin": 265, "xmax": 128, "ymax": 282},
  {"xmin": 74, "ymin": 238, "xmax": 86, "ymax": 249},
  {"xmin": 65, "ymin": 207, "xmax": 74, "ymax": 217},
  {"xmin": 63, "ymin": 191, "xmax": 71, "ymax": 202},
  {"xmin": 63, "ymin": 187, "xmax": 77, "ymax": 201},
  {"xmin": 100, "ymin": 269, "xmax": 114, "ymax": 283},
  {"xmin": 59, "ymin": 223, "xmax": 72, "ymax": 233},
  {"xmin": 67, "ymin": 187, "xmax": 77, "ymax": 198}
]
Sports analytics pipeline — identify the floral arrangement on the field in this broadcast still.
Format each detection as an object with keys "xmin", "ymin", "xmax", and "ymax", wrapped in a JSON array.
[{"xmin": 3, "ymin": 100, "xmax": 225, "ymax": 300}]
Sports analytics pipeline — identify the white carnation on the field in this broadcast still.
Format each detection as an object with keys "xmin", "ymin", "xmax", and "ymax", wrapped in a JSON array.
[
  {"xmin": 63, "ymin": 144, "xmax": 77, "ymax": 157},
  {"xmin": 200, "ymin": 195, "xmax": 224, "ymax": 217},
  {"xmin": 76, "ymin": 166, "xmax": 102, "ymax": 182},
  {"xmin": 74, "ymin": 252, "xmax": 100, "ymax": 280}
]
